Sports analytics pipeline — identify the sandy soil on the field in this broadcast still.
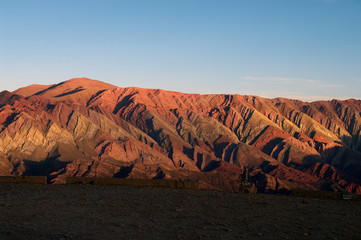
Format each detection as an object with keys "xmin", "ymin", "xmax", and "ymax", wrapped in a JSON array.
[{"xmin": 0, "ymin": 183, "xmax": 360, "ymax": 240}]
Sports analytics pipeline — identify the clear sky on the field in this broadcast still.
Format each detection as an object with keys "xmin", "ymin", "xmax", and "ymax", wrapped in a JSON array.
[{"xmin": 1, "ymin": 0, "xmax": 360, "ymax": 101}]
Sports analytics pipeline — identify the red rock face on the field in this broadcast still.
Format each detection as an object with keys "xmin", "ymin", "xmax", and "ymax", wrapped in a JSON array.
[{"xmin": 1, "ymin": 78, "xmax": 361, "ymax": 193}]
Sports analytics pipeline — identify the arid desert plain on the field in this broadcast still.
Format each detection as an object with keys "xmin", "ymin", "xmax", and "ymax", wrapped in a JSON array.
[{"xmin": 1, "ymin": 183, "xmax": 361, "ymax": 240}]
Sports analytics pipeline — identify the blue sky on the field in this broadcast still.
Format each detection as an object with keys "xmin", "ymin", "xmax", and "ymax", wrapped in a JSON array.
[{"xmin": 1, "ymin": 0, "xmax": 360, "ymax": 101}]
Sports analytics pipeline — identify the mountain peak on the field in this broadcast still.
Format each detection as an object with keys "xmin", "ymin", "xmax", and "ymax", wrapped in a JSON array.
[
  {"xmin": 63, "ymin": 77, "xmax": 109, "ymax": 85},
  {"xmin": 14, "ymin": 78, "xmax": 117, "ymax": 104},
  {"xmin": 54, "ymin": 77, "xmax": 116, "ymax": 89}
]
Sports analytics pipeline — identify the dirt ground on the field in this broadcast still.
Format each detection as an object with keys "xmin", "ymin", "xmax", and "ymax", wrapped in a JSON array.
[{"xmin": 0, "ymin": 183, "xmax": 360, "ymax": 240}]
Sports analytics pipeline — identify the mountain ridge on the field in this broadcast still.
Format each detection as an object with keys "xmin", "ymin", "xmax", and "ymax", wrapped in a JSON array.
[{"xmin": 1, "ymin": 77, "xmax": 360, "ymax": 193}]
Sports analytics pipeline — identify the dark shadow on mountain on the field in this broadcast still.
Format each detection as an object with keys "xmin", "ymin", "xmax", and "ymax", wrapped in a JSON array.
[
  {"xmin": 22, "ymin": 157, "xmax": 69, "ymax": 179},
  {"xmin": 113, "ymin": 164, "xmax": 134, "ymax": 178},
  {"xmin": 86, "ymin": 89, "xmax": 108, "ymax": 107},
  {"xmin": 46, "ymin": 103, "xmax": 56, "ymax": 111},
  {"xmin": 300, "ymin": 154, "xmax": 319, "ymax": 167},
  {"xmin": 153, "ymin": 167, "xmax": 166, "ymax": 179},
  {"xmin": 249, "ymin": 136, "xmax": 361, "ymax": 194},
  {"xmin": 183, "ymin": 146, "xmax": 194, "ymax": 160},
  {"xmin": 202, "ymin": 160, "xmax": 221, "ymax": 172},
  {"xmin": 54, "ymin": 88, "xmax": 85, "ymax": 98},
  {"xmin": 223, "ymin": 143, "xmax": 237, "ymax": 163},
  {"xmin": 344, "ymin": 133, "xmax": 361, "ymax": 154},
  {"xmin": 261, "ymin": 137, "xmax": 283, "ymax": 155},
  {"xmin": 250, "ymin": 171, "xmax": 288, "ymax": 194},
  {"xmin": 34, "ymin": 81, "xmax": 67, "ymax": 96},
  {"xmin": 113, "ymin": 93, "xmax": 136, "ymax": 114},
  {"xmin": 214, "ymin": 142, "xmax": 229, "ymax": 159},
  {"xmin": 250, "ymin": 171, "xmax": 267, "ymax": 193},
  {"xmin": 145, "ymin": 117, "xmax": 171, "ymax": 150},
  {"xmin": 249, "ymin": 126, "xmax": 270, "ymax": 145},
  {"xmin": 300, "ymin": 143, "xmax": 361, "ymax": 193},
  {"xmin": 167, "ymin": 145, "xmax": 174, "ymax": 160},
  {"xmin": 196, "ymin": 152, "xmax": 203, "ymax": 170},
  {"xmin": 3, "ymin": 112, "xmax": 20, "ymax": 127},
  {"xmin": 320, "ymin": 136, "xmax": 361, "ymax": 177},
  {"xmin": 258, "ymin": 161, "xmax": 277, "ymax": 173},
  {"xmin": 96, "ymin": 141, "xmax": 111, "ymax": 156}
]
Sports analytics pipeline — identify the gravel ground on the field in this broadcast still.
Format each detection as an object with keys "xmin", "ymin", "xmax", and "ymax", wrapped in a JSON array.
[{"xmin": 0, "ymin": 183, "xmax": 360, "ymax": 240}]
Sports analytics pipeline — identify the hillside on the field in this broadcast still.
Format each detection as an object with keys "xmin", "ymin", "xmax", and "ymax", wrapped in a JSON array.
[{"xmin": 1, "ymin": 78, "xmax": 361, "ymax": 193}]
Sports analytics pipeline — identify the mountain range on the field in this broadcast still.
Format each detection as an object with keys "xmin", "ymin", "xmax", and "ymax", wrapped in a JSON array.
[{"xmin": 1, "ymin": 77, "xmax": 360, "ymax": 193}]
